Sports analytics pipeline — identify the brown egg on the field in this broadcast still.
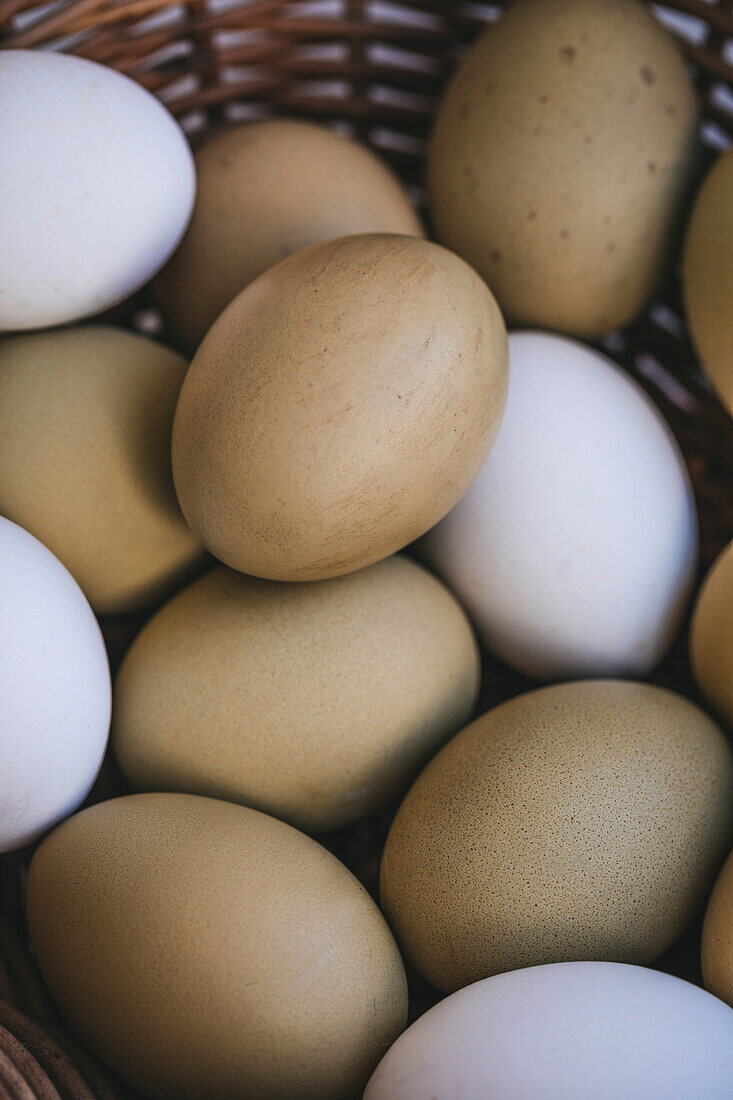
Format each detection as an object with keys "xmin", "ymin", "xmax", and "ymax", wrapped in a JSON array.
[
  {"xmin": 156, "ymin": 120, "xmax": 424, "ymax": 350},
  {"xmin": 0, "ymin": 326, "xmax": 203, "ymax": 613},
  {"xmin": 702, "ymin": 847, "xmax": 733, "ymax": 1006},
  {"xmin": 690, "ymin": 540, "xmax": 733, "ymax": 727},
  {"xmin": 172, "ymin": 233, "xmax": 508, "ymax": 581},
  {"xmin": 381, "ymin": 681, "xmax": 733, "ymax": 993},
  {"xmin": 27, "ymin": 793, "xmax": 408, "ymax": 1100},
  {"xmin": 113, "ymin": 555, "xmax": 480, "ymax": 832},
  {"xmin": 428, "ymin": 0, "xmax": 698, "ymax": 338},
  {"xmin": 683, "ymin": 148, "xmax": 733, "ymax": 416}
]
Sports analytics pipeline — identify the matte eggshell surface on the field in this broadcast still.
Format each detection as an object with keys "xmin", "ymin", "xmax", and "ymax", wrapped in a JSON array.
[
  {"xmin": 380, "ymin": 681, "xmax": 733, "ymax": 993},
  {"xmin": 364, "ymin": 963, "xmax": 733, "ymax": 1100},
  {"xmin": 0, "ymin": 50, "xmax": 194, "ymax": 330},
  {"xmin": 0, "ymin": 518, "xmax": 110, "ymax": 852},
  {"xmin": 684, "ymin": 147, "xmax": 733, "ymax": 415},
  {"xmin": 420, "ymin": 331, "xmax": 698, "ymax": 681},
  {"xmin": 691, "ymin": 540, "xmax": 733, "ymax": 727},
  {"xmin": 113, "ymin": 556, "xmax": 479, "ymax": 832},
  {"xmin": 156, "ymin": 119, "xmax": 424, "ymax": 349},
  {"xmin": 428, "ymin": 0, "xmax": 698, "ymax": 337},
  {"xmin": 172, "ymin": 233, "xmax": 508, "ymax": 581},
  {"xmin": 702, "ymin": 847, "xmax": 733, "ymax": 1007},
  {"xmin": 26, "ymin": 793, "xmax": 408, "ymax": 1100},
  {"xmin": 0, "ymin": 326, "xmax": 204, "ymax": 613}
]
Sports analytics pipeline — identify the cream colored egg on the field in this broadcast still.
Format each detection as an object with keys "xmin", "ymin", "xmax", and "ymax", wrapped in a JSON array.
[
  {"xmin": 0, "ymin": 326, "xmax": 204, "ymax": 613},
  {"xmin": 113, "ymin": 556, "xmax": 479, "ymax": 832},
  {"xmin": 156, "ymin": 119, "xmax": 424, "ymax": 349},
  {"xmin": 381, "ymin": 681, "xmax": 733, "ymax": 993},
  {"xmin": 428, "ymin": 0, "xmax": 698, "ymax": 337},
  {"xmin": 684, "ymin": 148, "xmax": 733, "ymax": 416},
  {"xmin": 691, "ymin": 540, "xmax": 733, "ymax": 727},
  {"xmin": 172, "ymin": 233, "xmax": 508, "ymax": 581},
  {"xmin": 27, "ymin": 793, "xmax": 408, "ymax": 1100}
]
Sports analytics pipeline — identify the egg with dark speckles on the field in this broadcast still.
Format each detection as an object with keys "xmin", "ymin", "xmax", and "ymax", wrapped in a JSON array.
[
  {"xmin": 428, "ymin": 0, "xmax": 698, "ymax": 337},
  {"xmin": 381, "ymin": 680, "xmax": 733, "ymax": 993}
]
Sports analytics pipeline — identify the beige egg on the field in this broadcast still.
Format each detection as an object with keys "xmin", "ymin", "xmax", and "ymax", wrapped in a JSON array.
[
  {"xmin": 27, "ymin": 793, "xmax": 408, "ymax": 1100},
  {"xmin": 0, "ymin": 326, "xmax": 204, "ymax": 613},
  {"xmin": 381, "ymin": 680, "xmax": 733, "ymax": 993},
  {"xmin": 156, "ymin": 119, "xmax": 424, "ymax": 349},
  {"xmin": 172, "ymin": 233, "xmax": 508, "ymax": 581},
  {"xmin": 113, "ymin": 556, "xmax": 480, "ymax": 832},
  {"xmin": 690, "ymin": 540, "xmax": 733, "ymax": 727},
  {"xmin": 684, "ymin": 148, "xmax": 733, "ymax": 416},
  {"xmin": 428, "ymin": 0, "xmax": 698, "ymax": 338},
  {"xmin": 702, "ymin": 847, "xmax": 733, "ymax": 1007}
]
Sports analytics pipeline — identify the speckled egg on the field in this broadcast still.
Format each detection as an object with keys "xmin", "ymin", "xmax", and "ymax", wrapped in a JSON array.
[
  {"xmin": 381, "ymin": 681, "xmax": 733, "ymax": 993},
  {"xmin": 703, "ymin": 846, "xmax": 733, "ymax": 1008},
  {"xmin": 691, "ymin": 540, "xmax": 733, "ymax": 728},
  {"xmin": 113, "ymin": 556, "xmax": 480, "ymax": 832}
]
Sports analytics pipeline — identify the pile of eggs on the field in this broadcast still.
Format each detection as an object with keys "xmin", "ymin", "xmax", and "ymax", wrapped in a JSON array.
[{"xmin": 2, "ymin": 0, "xmax": 733, "ymax": 1096}]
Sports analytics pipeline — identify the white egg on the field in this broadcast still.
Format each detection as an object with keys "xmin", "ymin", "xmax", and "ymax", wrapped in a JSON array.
[
  {"xmin": 420, "ymin": 332, "xmax": 697, "ymax": 680},
  {"xmin": 364, "ymin": 962, "xmax": 733, "ymax": 1100},
  {"xmin": 0, "ymin": 50, "xmax": 195, "ymax": 330},
  {"xmin": 0, "ymin": 518, "xmax": 111, "ymax": 851}
]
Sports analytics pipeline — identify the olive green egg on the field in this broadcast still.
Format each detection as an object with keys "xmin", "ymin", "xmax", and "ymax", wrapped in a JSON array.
[
  {"xmin": 381, "ymin": 681, "xmax": 733, "ymax": 993},
  {"xmin": 690, "ymin": 540, "xmax": 733, "ymax": 728},
  {"xmin": 0, "ymin": 325, "xmax": 204, "ymax": 613},
  {"xmin": 171, "ymin": 233, "xmax": 508, "ymax": 581},
  {"xmin": 683, "ymin": 147, "xmax": 733, "ymax": 416},
  {"xmin": 156, "ymin": 119, "xmax": 424, "ymax": 350},
  {"xmin": 428, "ymin": 0, "xmax": 698, "ymax": 338},
  {"xmin": 27, "ymin": 793, "xmax": 408, "ymax": 1100},
  {"xmin": 113, "ymin": 555, "xmax": 479, "ymax": 832}
]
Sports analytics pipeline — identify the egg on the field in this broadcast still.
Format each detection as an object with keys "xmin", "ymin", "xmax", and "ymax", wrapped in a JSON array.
[
  {"xmin": 0, "ymin": 50, "xmax": 194, "ymax": 330},
  {"xmin": 684, "ymin": 147, "xmax": 733, "ymax": 416},
  {"xmin": 0, "ymin": 518, "xmax": 110, "ymax": 853},
  {"xmin": 690, "ymin": 540, "xmax": 733, "ymax": 728},
  {"xmin": 113, "ymin": 555, "xmax": 479, "ymax": 832},
  {"xmin": 0, "ymin": 326, "xmax": 205, "ymax": 613},
  {"xmin": 702, "ymin": 846, "xmax": 733, "ymax": 1007},
  {"xmin": 172, "ymin": 233, "xmax": 508, "ymax": 581},
  {"xmin": 380, "ymin": 680, "xmax": 733, "ymax": 993},
  {"xmin": 156, "ymin": 119, "xmax": 424, "ymax": 349},
  {"xmin": 428, "ymin": 0, "xmax": 698, "ymax": 338},
  {"xmin": 420, "ymin": 331, "xmax": 697, "ymax": 681},
  {"xmin": 27, "ymin": 793, "xmax": 407, "ymax": 1100},
  {"xmin": 364, "ymin": 962, "xmax": 733, "ymax": 1099}
]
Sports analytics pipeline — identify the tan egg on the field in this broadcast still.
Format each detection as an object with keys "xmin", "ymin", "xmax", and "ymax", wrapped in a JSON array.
[
  {"xmin": 381, "ymin": 681, "xmax": 733, "ymax": 993},
  {"xmin": 172, "ymin": 233, "xmax": 508, "ymax": 581},
  {"xmin": 684, "ymin": 148, "xmax": 733, "ymax": 416},
  {"xmin": 702, "ymin": 847, "xmax": 733, "ymax": 1006},
  {"xmin": 690, "ymin": 540, "xmax": 733, "ymax": 727},
  {"xmin": 428, "ymin": 0, "xmax": 698, "ymax": 338},
  {"xmin": 156, "ymin": 119, "xmax": 424, "ymax": 349},
  {"xmin": 113, "ymin": 556, "xmax": 480, "ymax": 833},
  {"xmin": 26, "ymin": 793, "xmax": 408, "ymax": 1100},
  {"xmin": 0, "ymin": 326, "xmax": 204, "ymax": 613}
]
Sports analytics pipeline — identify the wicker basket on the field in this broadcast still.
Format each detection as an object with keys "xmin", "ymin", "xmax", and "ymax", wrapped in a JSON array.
[{"xmin": 1, "ymin": 1, "xmax": 733, "ymax": 1096}]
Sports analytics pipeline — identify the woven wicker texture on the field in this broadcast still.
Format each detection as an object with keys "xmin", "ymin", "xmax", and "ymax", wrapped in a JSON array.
[{"xmin": 1, "ymin": 2, "xmax": 732, "ymax": 1097}]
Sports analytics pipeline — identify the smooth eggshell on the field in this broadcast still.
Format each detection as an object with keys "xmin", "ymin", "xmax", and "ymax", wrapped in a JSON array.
[
  {"xmin": 428, "ymin": 0, "xmax": 698, "ymax": 337},
  {"xmin": 420, "ymin": 331, "xmax": 698, "ymax": 681},
  {"xmin": 691, "ymin": 540, "xmax": 733, "ymax": 728},
  {"xmin": 0, "ymin": 518, "xmax": 110, "ymax": 852},
  {"xmin": 0, "ymin": 50, "xmax": 194, "ymax": 330},
  {"xmin": 113, "ymin": 555, "xmax": 479, "ymax": 832},
  {"xmin": 0, "ymin": 326, "xmax": 205, "ymax": 613},
  {"xmin": 27, "ymin": 793, "xmax": 408, "ymax": 1100},
  {"xmin": 702, "ymin": 847, "xmax": 733, "ymax": 1007},
  {"xmin": 684, "ymin": 147, "xmax": 733, "ymax": 416},
  {"xmin": 380, "ymin": 681, "xmax": 733, "ymax": 993},
  {"xmin": 364, "ymin": 963, "xmax": 733, "ymax": 1100},
  {"xmin": 172, "ymin": 233, "xmax": 508, "ymax": 581},
  {"xmin": 156, "ymin": 119, "xmax": 424, "ymax": 349}
]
